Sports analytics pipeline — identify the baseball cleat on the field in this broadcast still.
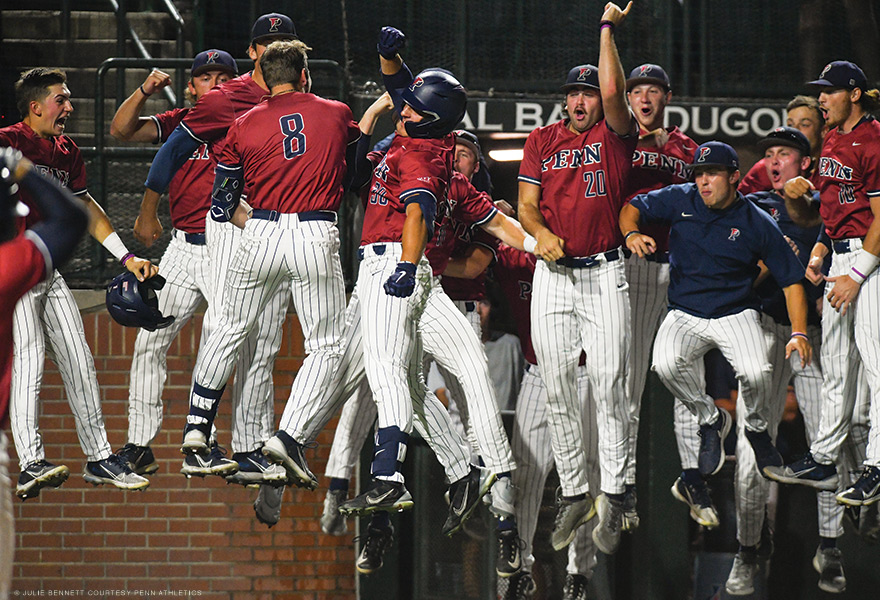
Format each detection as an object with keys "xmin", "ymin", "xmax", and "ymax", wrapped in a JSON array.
[
  {"xmin": 621, "ymin": 484, "xmax": 639, "ymax": 532},
  {"xmin": 697, "ymin": 407, "xmax": 731, "ymax": 477},
  {"xmin": 225, "ymin": 448, "xmax": 288, "ymax": 487},
  {"xmin": 763, "ymin": 452, "xmax": 838, "ymax": 491},
  {"xmin": 180, "ymin": 428, "xmax": 208, "ymax": 455},
  {"xmin": 562, "ymin": 573, "xmax": 589, "ymax": 600},
  {"xmin": 254, "ymin": 483, "xmax": 284, "ymax": 528},
  {"xmin": 725, "ymin": 549, "xmax": 759, "ymax": 596},
  {"xmin": 442, "ymin": 465, "xmax": 496, "ymax": 536},
  {"xmin": 502, "ymin": 571, "xmax": 536, "ymax": 600},
  {"xmin": 16, "ymin": 460, "xmax": 70, "ymax": 500},
  {"xmin": 496, "ymin": 528, "xmax": 523, "ymax": 578},
  {"xmin": 813, "ymin": 545, "xmax": 846, "ymax": 593},
  {"xmin": 338, "ymin": 478, "xmax": 413, "ymax": 516},
  {"xmin": 592, "ymin": 493, "xmax": 624, "ymax": 555},
  {"xmin": 320, "ymin": 489, "xmax": 349, "ymax": 536},
  {"xmin": 83, "ymin": 454, "xmax": 150, "ymax": 490},
  {"xmin": 262, "ymin": 431, "xmax": 318, "ymax": 490},
  {"xmin": 744, "ymin": 429, "xmax": 783, "ymax": 473},
  {"xmin": 115, "ymin": 443, "xmax": 159, "ymax": 475},
  {"xmin": 551, "ymin": 489, "xmax": 596, "ymax": 551},
  {"xmin": 355, "ymin": 523, "xmax": 394, "ymax": 575},
  {"xmin": 836, "ymin": 465, "xmax": 880, "ymax": 506},
  {"xmin": 671, "ymin": 476, "xmax": 719, "ymax": 528},
  {"xmin": 180, "ymin": 442, "xmax": 238, "ymax": 478}
]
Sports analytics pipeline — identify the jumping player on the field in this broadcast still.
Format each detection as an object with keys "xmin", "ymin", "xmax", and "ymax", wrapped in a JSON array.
[
  {"xmin": 518, "ymin": 2, "xmax": 638, "ymax": 555},
  {"xmin": 766, "ymin": 60, "xmax": 880, "ymax": 508},
  {"xmin": 0, "ymin": 68, "xmax": 153, "ymax": 498}
]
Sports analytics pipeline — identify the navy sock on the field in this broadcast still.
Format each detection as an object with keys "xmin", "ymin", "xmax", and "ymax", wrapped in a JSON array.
[
  {"xmin": 496, "ymin": 517, "xmax": 516, "ymax": 532},
  {"xmin": 606, "ymin": 492, "xmax": 625, "ymax": 502},
  {"xmin": 681, "ymin": 468, "xmax": 703, "ymax": 486},
  {"xmin": 372, "ymin": 426, "xmax": 408, "ymax": 478},
  {"xmin": 820, "ymin": 536, "xmax": 837, "ymax": 550},
  {"xmin": 563, "ymin": 493, "xmax": 586, "ymax": 502},
  {"xmin": 370, "ymin": 511, "xmax": 391, "ymax": 529},
  {"xmin": 329, "ymin": 477, "xmax": 348, "ymax": 492}
]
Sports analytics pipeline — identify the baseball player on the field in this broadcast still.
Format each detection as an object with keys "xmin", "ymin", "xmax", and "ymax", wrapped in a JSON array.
[
  {"xmin": 108, "ymin": 50, "xmax": 266, "ymax": 482},
  {"xmin": 620, "ymin": 63, "xmax": 698, "ymax": 530},
  {"xmin": 766, "ymin": 60, "xmax": 880, "ymax": 507},
  {"xmin": 0, "ymin": 68, "xmax": 153, "ymax": 498},
  {"xmin": 139, "ymin": 13, "xmax": 297, "ymax": 476},
  {"xmin": 620, "ymin": 143, "xmax": 812, "ymax": 534},
  {"xmin": 518, "ymin": 2, "xmax": 637, "ymax": 556},
  {"xmin": 0, "ymin": 149, "xmax": 89, "ymax": 600}
]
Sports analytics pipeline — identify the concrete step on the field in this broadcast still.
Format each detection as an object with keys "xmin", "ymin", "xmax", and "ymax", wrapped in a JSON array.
[
  {"xmin": 63, "ymin": 66, "xmax": 194, "ymax": 101},
  {"xmin": 3, "ymin": 38, "xmax": 185, "ymax": 69},
  {"xmin": 1, "ymin": 10, "xmax": 180, "ymax": 41}
]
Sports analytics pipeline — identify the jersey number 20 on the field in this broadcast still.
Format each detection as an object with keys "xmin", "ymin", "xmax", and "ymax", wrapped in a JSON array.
[{"xmin": 280, "ymin": 113, "xmax": 307, "ymax": 159}]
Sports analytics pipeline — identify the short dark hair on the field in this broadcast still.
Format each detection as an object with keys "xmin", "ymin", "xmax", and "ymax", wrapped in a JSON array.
[
  {"xmin": 786, "ymin": 95, "xmax": 824, "ymax": 125},
  {"xmin": 261, "ymin": 40, "xmax": 311, "ymax": 90},
  {"xmin": 15, "ymin": 68, "xmax": 67, "ymax": 119}
]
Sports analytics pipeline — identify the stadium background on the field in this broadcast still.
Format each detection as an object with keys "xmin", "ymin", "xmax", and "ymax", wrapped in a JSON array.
[{"xmin": 1, "ymin": 0, "xmax": 880, "ymax": 598}]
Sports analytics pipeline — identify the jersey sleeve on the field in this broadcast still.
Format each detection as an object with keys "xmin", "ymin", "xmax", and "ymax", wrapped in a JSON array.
[
  {"xmin": 738, "ymin": 159, "xmax": 771, "ymax": 195},
  {"xmin": 180, "ymin": 87, "xmax": 234, "ymax": 143},
  {"xmin": 151, "ymin": 108, "xmax": 188, "ymax": 143},
  {"xmin": 629, "ymin": 185, "xmax": 680, "ymax": 224},
  {"xmin": 517, "ymin": 129, "xmax": 543, "ymax": 186},
  {"xmin": 758, "ymin": 212, "xmax": 805, "ymax": 288},
  {"xmin": 451, "ymin": 176, "xmax": 496, "ymax": 226},
  {"xmin": 216, "ymin": 121, "xmax": 242, "ymax": 168},
  {"xmin": 862, "ymin": 142, "xmax": 880, "ymax": 198},
  {"xmin": 397, "ymin": 148, "xmax": 446, "ymax": 205}
]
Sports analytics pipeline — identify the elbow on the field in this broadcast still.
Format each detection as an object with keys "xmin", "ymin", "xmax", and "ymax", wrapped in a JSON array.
[{"xmin": 109, "ymin": 123, "xmax": 129, "ymax": 141}]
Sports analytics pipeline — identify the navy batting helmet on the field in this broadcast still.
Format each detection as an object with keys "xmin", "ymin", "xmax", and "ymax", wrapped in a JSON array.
[
  {"xmin": 106, "ymin": 272, "xmax": 175, "ymax": 331},
  {"xmin": 399, "ymin": 68, "xmax": 467, "ymax": 139}
]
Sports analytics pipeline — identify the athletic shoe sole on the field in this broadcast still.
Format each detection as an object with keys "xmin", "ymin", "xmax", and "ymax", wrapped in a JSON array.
[
  {"xmin": 261, "ymin": 436, "xmax": 317, "ymax": 490},
  {"xmin": 763, "ymin": 466, "xmax": 839, "ymax": 491},
  {"xmin": 16, "ymin": 465, "xmax": 70, "ymax": 498}
]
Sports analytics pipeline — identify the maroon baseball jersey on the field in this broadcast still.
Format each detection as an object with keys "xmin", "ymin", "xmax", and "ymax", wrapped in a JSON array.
[
  {"xmin": 218, "ymin": 93, "xmax": 359, "ymax": 213},
  {"xmin": 440, "ymin": 227, "xmax": 499, "ymax": 300},
  {"xmin": 427, "ymin": 171, "xmax": 496, "ymax": 276},
  {"xmin": 519, "ymin": 119, "xmax": 637, "ymax": 257},
  {"xmin": 0, "ymin": 233, "xmax": 47, "ymax": 424},
  {"xmin": 361, "ymin": 134, "xmax": 455, "ymax": 246},
  {"xmin": 0, "ymin": 122, "xmax": 88, "ymax": 226},
  {"xmin": 151, "ymin": 107, "xmax": 214, "ymax": 234},
  {"xmin": 739, "ymin": 158, "xmax": 773, "ymax": 195},
  {"xmin": 814, "ymin": 117, "xmax": 880, "ymax": 240},
  {"xmin": 492, "ymin": 244, "xmax": 538, "ymax": 365},
  {"xmin": 627, "ymin": 127, "xmax": 697, "ymax": 255}
]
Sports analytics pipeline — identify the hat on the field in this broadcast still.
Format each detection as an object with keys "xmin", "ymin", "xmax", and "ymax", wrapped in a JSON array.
[
  {"xmin": 453, "ymin": 129, "xmax": 482, "ymax": 158},
  {"xmin": 807, "ymin": 60, "xmax": 867, "ymax": 91},
  {"xmin": 689, "ymin": 141, "xmax": 739, "ymax": 170},
  {"xmin": 250, "ymin": 13, "xmax": 297, "ymax": 45},
  {"xmin": 562, "ymin": 65, "xmax": 600, "ymax": 91},
  {"xmin": 756, "ymin": 126, "xmax": 811, "ymax": 156},
  {"xmin": 191, "ymin": 49, "xmax": 238, "ymax": 77},
  {"xmin": 626, "ymin": 63, "xmax": 671, "ymax": 91}
]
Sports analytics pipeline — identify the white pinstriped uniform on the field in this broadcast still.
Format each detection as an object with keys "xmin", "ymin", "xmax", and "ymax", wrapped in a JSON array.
[
  {"xmin": 623, "ymin": 256, "xmax": 669, "ymax": 485},
  {"xmin": 323, "ymin": 380, "xmax": 376, "ymax": 481},
  {"xmin": 10, "ymin": 270, "xmax": 113, "ymax": 469},
  {"xmin": 531, "ymin": 257, "xmax": 631, "ymax": 496},
  {"xmin": 513, "ymin": 364, "xmax": 599, "ymax": 576},
  {"xmin": 0, "ymin": 433, "xmax": 14, "ymax": 599},
  {"xmin": 810, "ymin": 241, "xmax": 880, "ymax": 468}
]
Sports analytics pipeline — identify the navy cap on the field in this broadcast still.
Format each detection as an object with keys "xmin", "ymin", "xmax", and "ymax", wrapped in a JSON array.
[
  {"xmin": 757, "ymin": 126, "xmax": 811, "ymax": 156},
  {"xmin": 626, "ymin": 63, "xmax": 671, "ymax": 92},
  {"xmin": 251, "ymin": 13, "xmax": 297, "ymax": 45},
  {"xmin": 562, "ymin": 64, "xmax": 599, "ymax": 91},
  {"xmin": 191, "ymin": 49, "xmax": 238, "ymax": 77},
  {"xmin": 689, "ymin": 141, "xmax": 739, "ymax": 170},
  {"xmin": 807, "ymin": 60, "xmax": 867, "ymax": 91},
  {"xmin": 453, "ymin": 129, "xmax": 482, "ymax": 158}
]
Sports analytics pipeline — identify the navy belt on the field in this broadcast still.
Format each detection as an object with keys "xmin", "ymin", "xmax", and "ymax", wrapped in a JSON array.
[
  {"xmin": 832, "ymin": 239, "xmax": 862, "ymax": 254},
  {"xmin": 464, "ymin": 301, "xmax": 476, "ymax": 312},
  {"xmin": 623, "ymin": 248, "xmax": 669, "ymax": 263},
  {"xmin": 174, "ymin": 230, "xmax": 206, "ymax": 245},
  {"xmin": 357, "ymin": 244, "xmax": 386, "ymax": 261},
  {"xmin": 556, "ymin": 248, "xmax": 622, "ymax": 269},
  {"xmin": 251, "ymin": 209, "xmax": 336, "ymax": 222}
]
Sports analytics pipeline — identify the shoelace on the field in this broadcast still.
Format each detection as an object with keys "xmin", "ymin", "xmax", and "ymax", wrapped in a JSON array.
[
  {"xmin": 687, "ymin": 480, "xmax": 713, "ymax": 507},
  {"xmin": 856, "ymin": 467, "xmax": 880, "ymax": 491},
  {"xmin": 356, "ymin": 527, "xmax": 392, "ymax": 560}
]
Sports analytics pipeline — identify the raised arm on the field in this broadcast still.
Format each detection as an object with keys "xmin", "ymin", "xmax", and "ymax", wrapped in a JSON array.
[
  {"xmin": 110, "ymin": 69, "xmax": 171, "ymax": 142},
  {"xmin": 598, "ymin": 2, "xmax": 636, "ymax": 136}
]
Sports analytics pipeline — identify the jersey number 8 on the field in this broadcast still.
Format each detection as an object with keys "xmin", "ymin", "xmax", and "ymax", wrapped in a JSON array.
[{"xmin": 280, "ymin": 113, "xmax": 307, "ymax": 159}]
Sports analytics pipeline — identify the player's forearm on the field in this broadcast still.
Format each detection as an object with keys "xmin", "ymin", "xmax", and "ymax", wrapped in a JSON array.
[
  {"xmin": 110, "ymin": 90, "xmax": 153, "ymax": 141},
  {"xmin": 400, "ymin": 203, "xmax": 428, "ymax": 264},
  {"xmin": 84, "ymin": 194, "xmax": 116, "ymax": 243},
  {"xmin": 517, "ymin": 182, "xmax": 549, "ymax": 238},
  {"xmin": 783, "ymin": 282, "xmax": 810, "ymax": 333},
  {"xmin": 784, "ymin": 194, "xmax": 821, "ymax": 228},
  {"xmin": 139, "ymin": 188, "xmax": 162, "ymax": 219},
  {"xmin": 443, "ymin": 247, "xmax": 492, "ymax": 279},
  {"xmin": 482, "ymin": 212, "xmax": 530, "ymax": 251},
  {"xmin": 862, "ymin": 198, "xmax": 880, "ymax": 257},
  {"xmin": 598, "ymin": 17, "xmax": 633, "ymax": 135},
  {"xmin": 619, "ymin": 203, "xmax": 641, "ymax": 236},
  {"xmin": 380, "ymin": 54, "xmax": 403, "ymax": 76}
]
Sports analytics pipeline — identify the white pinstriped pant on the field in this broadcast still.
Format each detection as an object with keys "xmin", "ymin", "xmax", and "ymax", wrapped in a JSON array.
[
  {"xmin": 204, "ymin": 217, "xmax": 289, "ymax": 453},
  {"xmin": 810, "ymin": 244, "xmax": 880, "ymax": 467},
  {"xmin": 192, "ymin": 216, "xmax": 344, "ymax": 442},
  {"xmin": 513, "ymin": 364, "xmax": 599, "ymax": 576},
  {"xmin": 653, "ymin": 308, "xmax": 774, "ymax": 434},
  {"xmin": 0, "ymin": 433, "xmax": 14, "ymax": 599},
  {"xmin": 623, "ymin": 256, "xmax": 669, "ymax": 485},
  {"xmin": 531, "ymin": 257, "xmax": 631, "ymax": 496},
  {"xmin": 10, "ymin": 270, "xmax": 112, "ymax": 469}
]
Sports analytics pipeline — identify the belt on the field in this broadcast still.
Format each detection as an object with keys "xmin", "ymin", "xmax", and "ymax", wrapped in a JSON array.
[
  {"xmin": 623, "ymin": 248, "xmax": 669, "ymax": 263},
  {"xmin": 556, "ymin": 247, "xmax": 622, "ymax": 269},
  {"xmin": 832, "ymin": 239, "xmax": 863, "ymax": 254},
  {"xmin": 357, "ymin": 244, "xmax": 386, "ymax": 261},
  {"xmin": 464, "ymin": 301, "xmax": 476, "ymax": 312},
  {"xmin": 250, "ymin": 209, "xmax": 336, "ymax": 222},
  {"xmin": 174, "ymin": 229, "xmax": 206, "ymax": 245}
]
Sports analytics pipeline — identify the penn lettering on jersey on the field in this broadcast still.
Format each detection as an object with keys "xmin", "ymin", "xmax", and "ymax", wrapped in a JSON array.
[
  {"xmin": 818, "ymin": 157, "xmax": 854, "ymax": 181},
  {"xmin": 540, "ymin": 142, "xmax": 603, "ymax": 172},
  {"xmin": 631, "ymin": 150, "xmax": 689, "ymax": 180},
  {"xmin": 31, "ymin": 165, "xmax": 71, "ymax": 187}
]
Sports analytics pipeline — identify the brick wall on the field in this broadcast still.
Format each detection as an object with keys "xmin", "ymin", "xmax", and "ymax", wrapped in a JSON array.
[{"xmin": 9, "ymin": 309, "xmax": 357, "ymax": 599}]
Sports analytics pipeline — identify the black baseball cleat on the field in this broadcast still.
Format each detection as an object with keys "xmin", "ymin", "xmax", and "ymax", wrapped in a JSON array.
[
  {"xmin": 837, "ymin": 465, "xmax": 880, "ymax": 506},
  {"xmin": 442, "ymin": 465, "xmax": 496, "ymax": 536},
  {"xmin": 355, "ymin": 523, "xmax": 394, "ymax": 574},
  {"xmin": 562, "ymin": 573, "xmax": 589, "ymax": 600},
  {"xmin": 262, "ymin": 431, "xmax": 318, "ymax": 490},
  {"xmin": 763, "ymin": 452, "xmax": 838, "ymax": 491},
  {"xmin": 180, "ymin": 442, "xmax": 239, "ymax": 478},
  {"xmin": 115, "ymin": 443, "xmax": 159, "ymax": 476},
  {"xmin": 338, "ymin": 478, "xmax": 413, "ymax": 517},
  {"xmin": 698, "ymin": 408, "xmax": 731, "ymax": 477},
  {"xmin": 225, "ymin": 448, "xmax": 288, "ymax": 487},
  {"xmin": 83, "ymin": 454, "xmax": 150, "ymax": 490},
  {"xmin": 253, "ymin": 484, "xmax": 285, "ymax": 528},
  {"xmin": 496, "ymin": 528, "xmax": 524, "ymax": 578},
  {"xmin": 16, "ymin": 460, "xmax": 70, "ymax": 500}
]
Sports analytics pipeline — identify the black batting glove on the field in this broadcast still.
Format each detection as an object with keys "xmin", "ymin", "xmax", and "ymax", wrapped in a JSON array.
[
  {"xmin": 377, "ymin": 26, "xmax": 406, "ymax": 59},
  {"xmin": 384, "ymin": 261, "xmax": 416, "ymax": 297}
]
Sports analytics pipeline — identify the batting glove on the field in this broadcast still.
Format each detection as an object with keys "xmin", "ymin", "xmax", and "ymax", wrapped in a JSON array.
[
  {"xmin": 384, "ymin": 261, "xmax": 417, "ymax": 297},
  {"xmin": 377, "ymin": 26, "xmax": 406, "ymax": 59}
]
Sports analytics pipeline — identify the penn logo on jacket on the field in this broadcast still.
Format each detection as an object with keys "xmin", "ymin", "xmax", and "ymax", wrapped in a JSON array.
[
  {"xmin": 541, "ymin": 142, "xmax": 603, "ymax": 171},
  {"xmin": 728, "ymin": 228, "xmax": 741, "ymax": 241}
]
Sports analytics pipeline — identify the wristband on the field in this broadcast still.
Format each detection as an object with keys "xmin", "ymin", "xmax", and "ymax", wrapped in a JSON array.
[
  {"xmin": 790, "ymin": 332, "xmax": 808, "ymax": 341},
  {"xmin": 850, "ymin": 250, "xmax": 880, "ymax": 285},
  {"xmin": 599, "ymin": 20, "xmax": 615, "ymax": 32},
  {"xmin": 139, "ymin": 84, "xmax": 151, "ymax": 97},
  {"xmin": 624, "ymin": 230, "xmax": 640, "ymax": 242},
  {"xmin": 121, "ymin": 253, "xmax": 135, "ymax": 266},
  {"xmin": 523, "ymin": 235, "xmax": 538, "ymax": 254},
  {"xmin": 102, "ymin": 231, "xmax": 129, "ymax": 262}
]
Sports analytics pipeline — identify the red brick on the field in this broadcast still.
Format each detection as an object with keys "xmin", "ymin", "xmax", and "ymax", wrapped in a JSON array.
[{"xmin": 211, "ymin": 578, "xmax": 253, "ymax": 591}]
